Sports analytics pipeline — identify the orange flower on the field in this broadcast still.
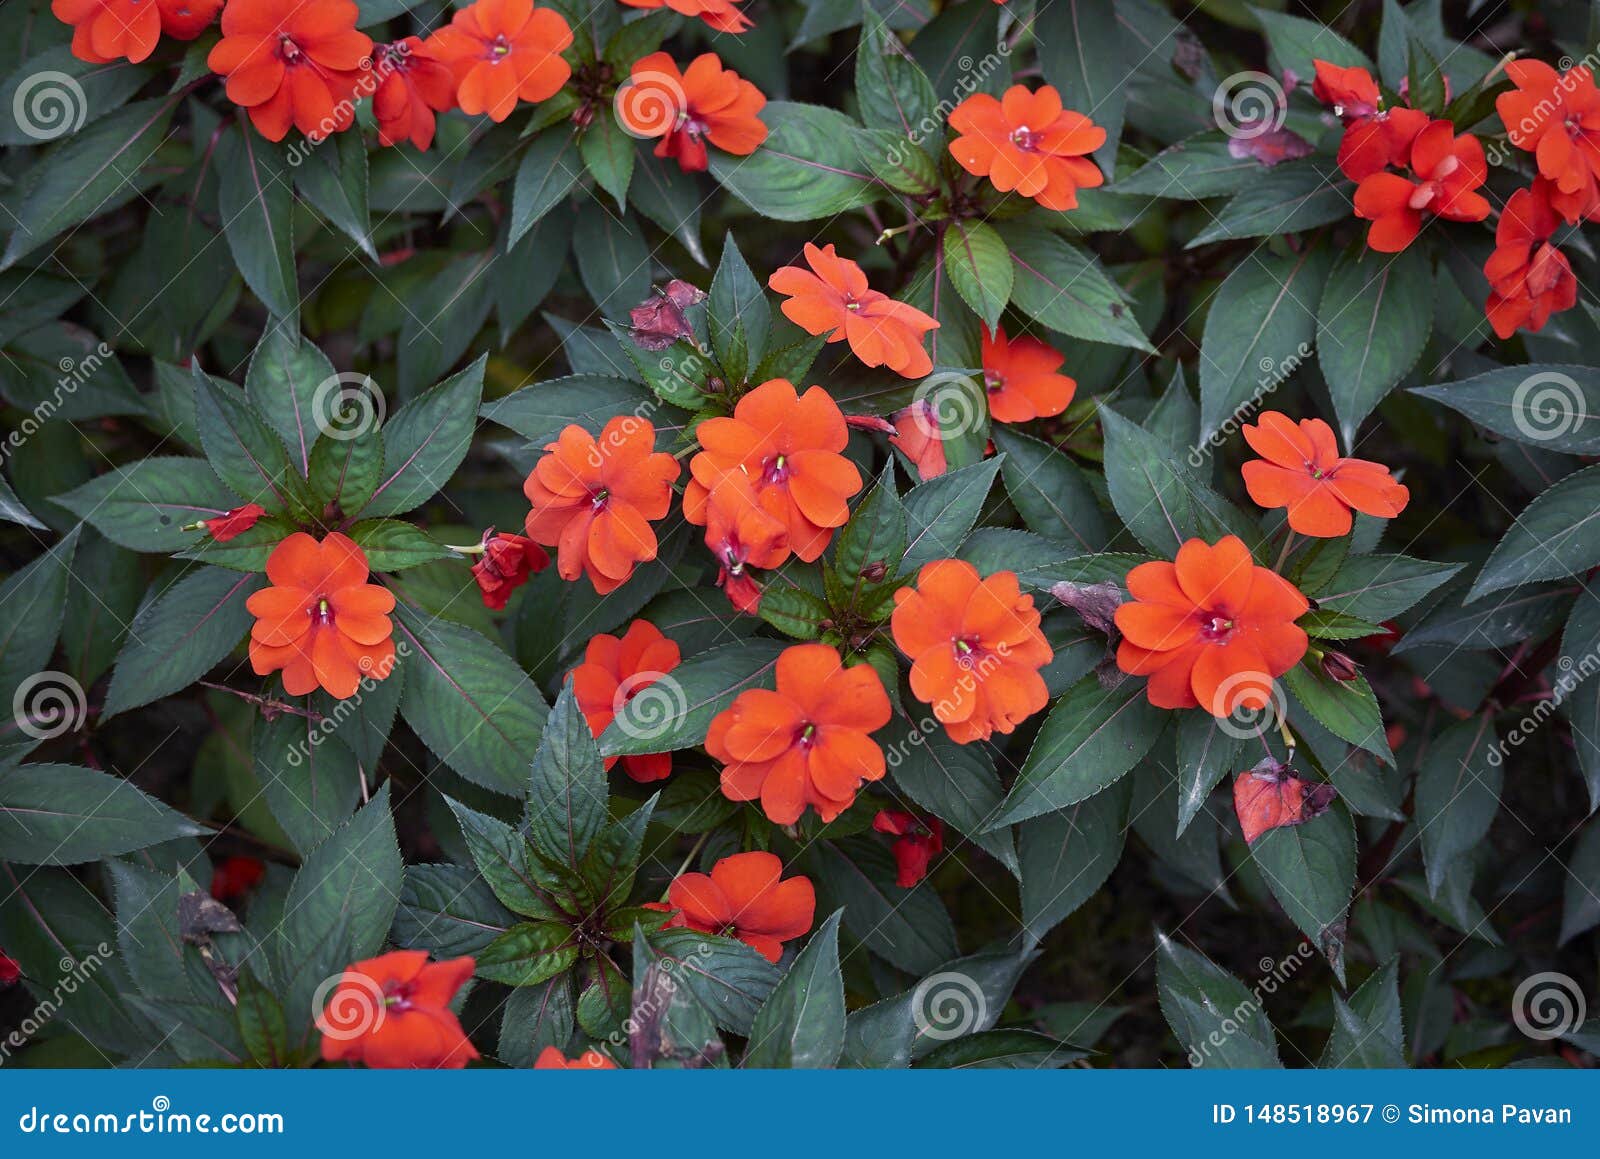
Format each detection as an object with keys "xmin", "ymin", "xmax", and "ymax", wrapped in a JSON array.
[
  {"xmin": 373, "ymin": 37, "xmax": 457, "ymax": 150},
  {"xmin": 1495, "ymin": 59, "xmax": 1600, "ymax": 223},
  {"xmin": 471, "ymin": 531, "xmax": 549, "ymax": 610},
  {"xmin": 1485, "ymin": 182, "xmax": 1579, "ymax": 339},
  {"xmin": 702, "ymin": 473, "xmax": 788, "ymax": 613},
  {"xmin": 1309, "ymin": 59, "xmax": 1427, "ymax": 181},
  {"xmin": 569, "ymin": 619, "xmax": 682, "ymax": 784},
  {"xmin": 768, "ymin": 244, "xmax": 938, "ymax": 379},
  {"xmin": 617, "ymin": 0, "xmax": 751, "ymax": 34},
  {"xmin": 683, "ymin": 379, "xmax": 862, "ymax": 564},
  {"xmin": 427, "ymin": 0, "xmax": 572, "ymax": 123},
  {"xmin": 54, "ymin": 0, "xmax": 221, "ymax": 64},
  {"xmin": 948, "ymin": 84, "xmax": 1106, "ymax": 211},
  {"xmin": 617, "ymin": 52, "xmax": 767, "ymax": 173},
  {"xmin": 535, "ymin": 1046, "xmax": 617, "ymax": 1069},
  {"xmin": 1353, "ymin": 119, "xmax": 1489, "ymax": 252},
  {"xmin": 666, "ymin": 851, "xmax": 815, "ymax": 962},
  {"xmin": 247, "ymin": 532, "xmax": 396, "ymax": 700},
  {"xmin": 888, "ymin": 400, "xmax": 947, "ymax": 480},
  {"xmin": 890, "ymin": 560, "xmax": 1053, "ymax": 744},
  {"xmin": 318, "ymin": 951, "xmax": 478, "ymax": 1069},
  {"xmin": 981, "ymin": 324, "xmax": 1076, "ymax": 424},
  {"xmin": 523, "ymin": 418, "xmax": 680, "ymax": 594},
  {"xmin": 1113, "ymin": 536, "xmax": 1309, "ymax": 715},
  {"xmin": 206, "ymin": 0, "xmax": 373, "ymax": 143},
  {"xmin": 706, "ymin": 644, "xmax": 891, "ymax": 824},
  {"xmin": 1241, "ymin": 412, "xmax": 1409, "ymax": 537}
]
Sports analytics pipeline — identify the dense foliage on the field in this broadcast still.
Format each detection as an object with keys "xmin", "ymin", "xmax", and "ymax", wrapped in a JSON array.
[{"xmin": 0, "ymin": 0, "xmax": 1597, "ymax": 1070}]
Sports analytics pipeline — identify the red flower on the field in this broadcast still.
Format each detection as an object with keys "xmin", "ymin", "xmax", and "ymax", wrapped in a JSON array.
[
  {"xmin": 1495, "ymin": 59, "xmax": 1600, "ymax": 223},
  {"xmin": 207, "ymin": 0, "xmax": 374, "ymax": 143},
  {"xmin": 891, "ymin": 560, "xmax": 1053, "ymax": 744},
  {"xmin": 684, "ymin": 378, "xmax": 862, "ymax": 564},
  {"xmin": 981, "ymin": 324, "xmax": 1077, "ymax": 424},
  {"xmin": 318, "ymin": 951, "xmax": 479, "ymax": 1069},
  {"xmin": 617, "ymin": 0, "xmax": 751, "ymax": 34},
  {"xmin": 872, "ymin": 811, "xmax": 945, "ymax": 887},
  {"xmin": 54, "ymin": 0, "xmax": 222, "ymax": 64},
  {"xmin": 471, "ymin": 531, "xmax": 549, "ymax": 610},
  {"xmin": 707, "ymin": 644, "xmax": 893, "ymax": 824},
  {"xmin": 427, "ymin": 0, "xmax": 572, "ymax": 123},
  {"xmin": 617, "ymin": 53, "xmax": 767, "ymax": 173},
  {"xmin": 373, "ymin": 37, "xmax": 457, "ymax": 150},
  {"xmin": 702, "ymin": 474, "xmax": 788, "ymax": 614},
  {"xmin": 667, "ymin": 851, "xmax": 815, "ymax": 962},
  {"xmin": 570, "ymin": 619, "xmax": 682, "ymax": 784},
  {"xmin": 535, "ymin": 1046, "xmax": 617, "ymax": 1068},
  {"xmin": 247, "ymin": 532, "xmax": 397, "ymax": 700},
  {"xmin": 1353, "ymin": 119, "xmax": 1489, "ymax": 251},
  {"xmin": 1114, "ymin": 536, "xmax": 1309, "ymax": 714},
  {"xmin": 1484, "ymin": 182, "xmax": 1579, "ymax": 339},
  {"xmin": 522, "ymin": 418, "xmax": 680, "ymax": 595},
  {"xmin": 209, "ymin": 855, "xmax": 265, "ymax": 902},
  {"xmin": 1240, "ymin": 412, "xmax": 1409, "ymax": 537},
  {"xmin": 948, "ymin": 84, "xmax": 1106, "ymax": 210},
  {"xmin": 1309, "ymin": 59, "xmax": 1427, "ymax": 181},
  {"xmin": 768, "ymin": 244, "xmax": 939, "ymax": 379},
  {"xmin": 0, "ymin": 949, "xmax": 19, "ymax": 987},
  {"xmin": 888, "ymin": 400, "xmax": 948, "ymax": 480},
  {"xmin": 203, "ymin": 503, "xmax": 266, "ymax": 543}
]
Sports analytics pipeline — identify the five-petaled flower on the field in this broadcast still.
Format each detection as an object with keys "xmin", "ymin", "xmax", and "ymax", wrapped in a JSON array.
[
  {"xmin": 523, "ymin": 418, "xmax": 680, "ymax": 595},
  {"xmin": 57, "ymin": 0, "xmax": 222, "ymax": 63},
  {"xmin": 207, "ymin": 0, "xmax": 374, "ymax": 143},
  {"xmin": 570, "ymin": 618, "xmax": 682, "ymax": 784},
  {"xmin": 1240, "ymin": 412, "xmax": 1409, "ymax": 538},
  {"xmin": 948, "ymin": 84, "xmax": 1106, "ymax": 211},
  {"xmin": 891, "ymin": 560, "xmax": 1053, "ymax": 744},
  {"xmin": 1495, "ymin": 59, "xmax": 1600, "ymax": 224},
  {"xmin": 471, "ymin": 530, "xmax": 549, "ymax": 610},
  {"xmin": 873, "ymin": 810, "xmax": 945, "ymax": 887},
  {"xmin": 1353, "ymin": 119, "xmax": 1489, "ymax": 252},
  {"xmin": 427, "ymin": 0, "xmax": 573, "ymax": 123},
  {"xmin": 1114, "ymin": 535, "xmax": 1309, "ymax": 715},
  {"xmin": 619, "ymin": 52, "xmax": 767, "ymax": 173},
  {"xmin": 684, "ymin": 378, "xmax": 862, "ymax": 564},
  {"xmin": 769, "ymin": 244, "xmax": 939, "ymax": 378},
  {"xmin": 981, "ymin": 324, "xmax": 1077, "ymax": 424},
  {"xmin": 372, "ymin": 37, "xmax": 457, "ymax": 150},
  {"xmin": 665, "ymin": 850, "xmax": 815, "ymax": 962},
  {"xmin": 707, "ymin": 644, "xmax": 892, "ymax": 824},
  {"xmin": 1310, "ymin": 59, "xmax": 1427, "ymax": 181},
  {"xmin": 247, "ymin": 532, "xmax": 397, "ymax": 700},
  {"xmin": 318, "ymin": 951, "xmax": 478, "ymax": 1069},
  {"xmin": 1485, "ymin": 181, "xmax": 1579, "ymax": 339},
  {"xmin": 534, "ymin": 1046, "xmax": 617, "ymax": 1068}
]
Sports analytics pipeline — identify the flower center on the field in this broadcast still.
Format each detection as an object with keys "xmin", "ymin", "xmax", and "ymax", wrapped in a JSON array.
[
  {"xmin": 796, "ymin": 721, "xmax": 817, "ymax": 748},
  {"xmin": 1199, "ymin": 614, "xmax": 1236, "ymax": 643},
  {"xmin": 764, "ymin": 454, "xmax": 789, "ymax": 484},
  {"xmin": 312, "ymin": 597, "xmax": 334, "ymax": 626},
  {"xmin": 490, "ymin": 35, "xmax": 511, "ymax": 59},
  {"xmin": 984, "ymin": 370, "xmax": 1005, "ymax": 394},
  {"xmin": 952, "ymin": 636, "xmax": 984, "ymax": 669},
  {"xmin": 590, "ymin": 487, "xmax": 610, "ymax": 510},
  {"xmin": 279, "ymin": 34, "xmax": 304, "ymax": 63},
  {"xmin": 1010, "ymin": 124, "xmax": 1040, "ymax": 151}
]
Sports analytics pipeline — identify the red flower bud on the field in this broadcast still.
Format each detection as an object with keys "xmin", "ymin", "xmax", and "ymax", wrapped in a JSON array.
[
  {"xmin": 204, "ymin": 504, "xmax": 266, "ymax": 543},
  {"xmin": 472, "ymin": 531, "xmax": 550, "ymax": 610}
]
